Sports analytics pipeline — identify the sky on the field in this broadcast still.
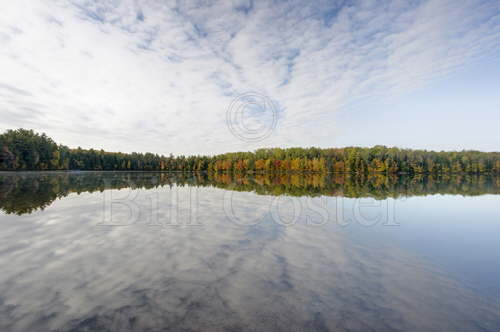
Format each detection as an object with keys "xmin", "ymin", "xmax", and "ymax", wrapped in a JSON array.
[{"xmin": 1, "ymin": 0, "xmax": 499, "ymax": 155}]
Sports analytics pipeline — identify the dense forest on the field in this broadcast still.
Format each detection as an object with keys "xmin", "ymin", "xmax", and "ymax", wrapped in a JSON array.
[
  {"xmin": 1, "ymin": 172, "xmax": 499, "ymax": 215},
  {"xmin": 1, "ymin": 128, "xmax": 500, "ymax": 174}
]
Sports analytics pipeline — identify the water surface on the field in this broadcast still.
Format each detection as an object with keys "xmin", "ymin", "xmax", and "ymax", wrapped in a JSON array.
[{"xmin": 0, "ymin": 172, "xmax": 499, "ymax": 331}]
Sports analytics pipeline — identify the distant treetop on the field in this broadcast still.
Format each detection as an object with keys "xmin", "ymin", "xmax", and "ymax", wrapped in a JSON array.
[{"xmin": 1, "ymin": 128, "xmax": 499, "ymax": 174}]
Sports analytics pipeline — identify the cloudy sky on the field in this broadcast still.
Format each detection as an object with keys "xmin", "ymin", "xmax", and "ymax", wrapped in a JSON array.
[{"xmin": 1, "ymin": 0, "xmax": 499, "ymax": 155}]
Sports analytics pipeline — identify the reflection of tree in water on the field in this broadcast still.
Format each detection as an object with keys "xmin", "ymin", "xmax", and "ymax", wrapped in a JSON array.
[
  {"xmin": 0, "ymin": 172, "xmax": 173, "ymax": 215},
  {"xmin": 208, "ymin": 172, "xmax": 500, "ymax": 198},
  {"xmin": 1, "ymin": 172, "xmax": 500, "ymax": 215}
]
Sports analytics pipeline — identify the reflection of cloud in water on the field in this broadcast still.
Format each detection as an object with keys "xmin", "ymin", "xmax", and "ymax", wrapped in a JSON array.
[{"xmin": 0, "ymin": 186, "xmax": 499, "ymax": 332}]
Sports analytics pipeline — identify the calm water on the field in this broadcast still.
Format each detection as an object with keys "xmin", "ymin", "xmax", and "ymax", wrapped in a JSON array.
[{"xmin": 0, "ymin": 172, "xmax": 499, "ymax": 331}]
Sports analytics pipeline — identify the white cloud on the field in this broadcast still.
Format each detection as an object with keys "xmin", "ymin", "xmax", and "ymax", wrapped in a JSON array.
[{"xmin": 0, "ymin": 0, "xmax": 499, "ymax": 155}]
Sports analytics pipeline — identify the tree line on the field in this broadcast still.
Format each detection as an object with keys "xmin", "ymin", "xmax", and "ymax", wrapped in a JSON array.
[{"xmin": 1, "ymin": 128, "xmax": 500, "ymax": 174}]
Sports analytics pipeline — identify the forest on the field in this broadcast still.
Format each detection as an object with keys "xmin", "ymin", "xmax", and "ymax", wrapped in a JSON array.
[{"xmin": 1, "ymin": 128, "xmax": 500, "ymax": 174}]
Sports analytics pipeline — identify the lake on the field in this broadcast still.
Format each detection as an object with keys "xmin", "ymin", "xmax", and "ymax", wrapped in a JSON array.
[{"xmin": 0, "ymin": 172, "xmax": 499, "ymax": 331}]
